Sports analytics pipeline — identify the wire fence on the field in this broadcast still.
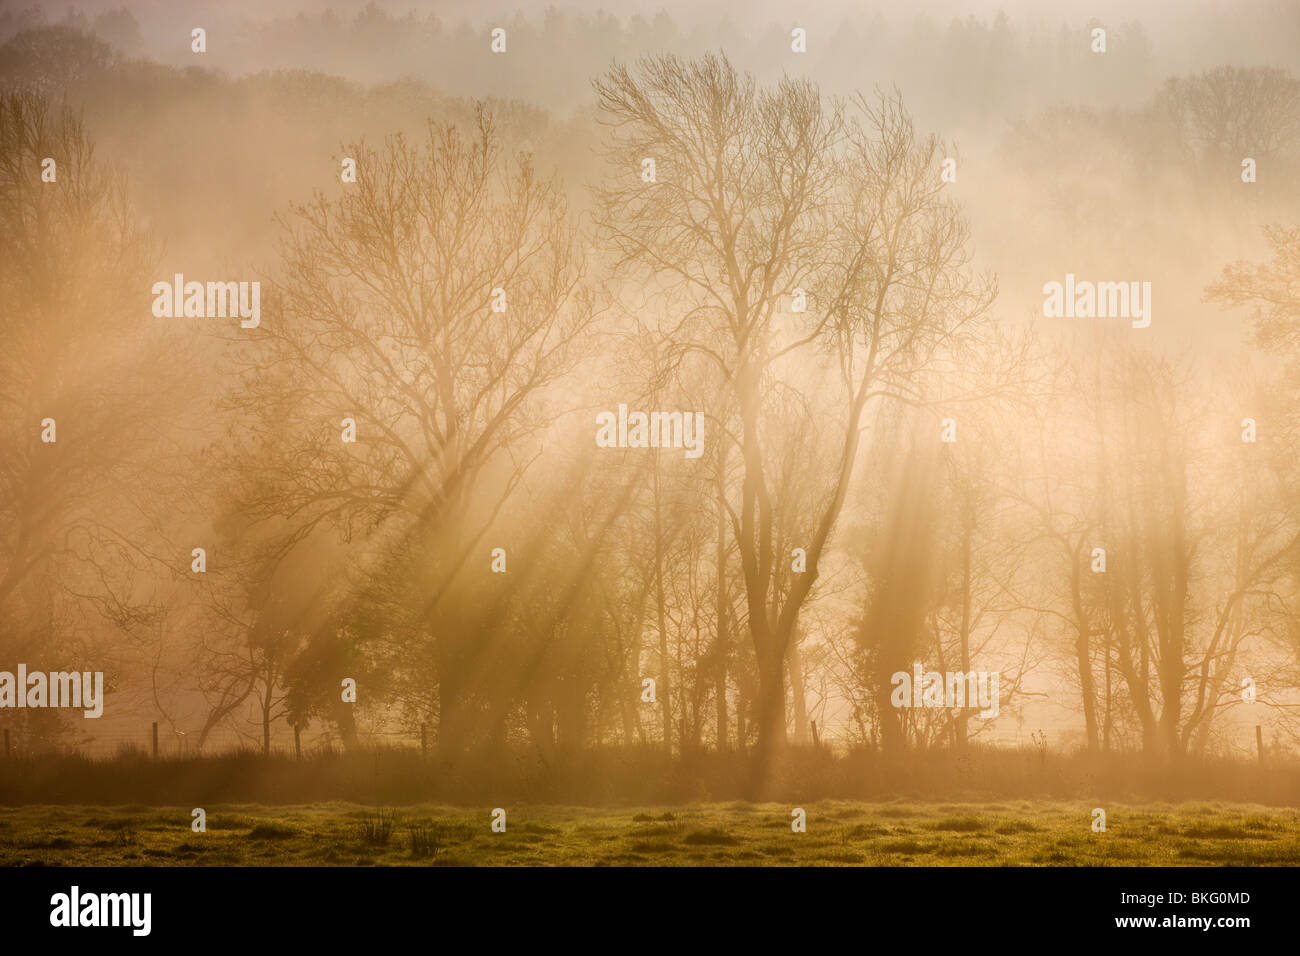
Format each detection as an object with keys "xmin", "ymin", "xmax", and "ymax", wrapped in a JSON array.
[
  {"xmin": 2, "ymin": 724, "xmax": 853, "ymax": 760},
  {"xmin": 1, "ymin": 724, "xmax": 426, "ymax": 760}
]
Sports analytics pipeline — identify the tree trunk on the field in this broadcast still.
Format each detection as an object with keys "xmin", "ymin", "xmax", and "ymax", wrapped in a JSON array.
[
  {"xmin": 715, "ymin": 439, "xmax": 729, "ymax": 752},
  {"xmin": 754, "ymin": 648, "xmax": 787, "ymax": 773},
  {"xmin": 736, "ymin": 674, "xmax": 748, "ymax": 749},
  {"xmin": 436, "ymin": 638, "xmax": 468, "ymax": 759},
  {"xmin": 787, "ymin": 632, "xmax": 809, "ymax": 746},
  {"xmin": 333, "ymin": 693, "xmax": 359, "ymax": 750},
  {"xmin": 1069, "ymin": 547, "xmax": 1101, "ymax": 753},
  {"xmin": 652, "ymin": 461, "xmax": 673, "ymax": 755},
  {"xmin": 261, "ymin": 684, "xmax": 271, "ymax": 758},
  {"xmin": 954, "ymin": 501, "xmax": 974, "ymax": 749}
]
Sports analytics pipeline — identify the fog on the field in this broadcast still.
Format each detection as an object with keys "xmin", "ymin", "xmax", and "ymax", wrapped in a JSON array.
[{"xmin": 2, "ymin": 1, "xmax": 1299, "ymax": 800}]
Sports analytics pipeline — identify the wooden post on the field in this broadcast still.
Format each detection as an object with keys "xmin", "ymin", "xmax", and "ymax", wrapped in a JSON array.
[
  {"xmin": 152, "ymin": 721, "xmax": 159, "ymax": 759},
  {"xmin": 421, "ymin": 723, "xmax": 428, "ymax": 759},
  {"xmin": 1256, "ymin": 725, "xmax": 1264, "ymax": 764},
  {"xmin": 810, "ymin": 719, "xmax": 821, "ymax": 751},
  {"xmin": 294, "ymin": 724, "xmax": 302, "ymax": 760}
]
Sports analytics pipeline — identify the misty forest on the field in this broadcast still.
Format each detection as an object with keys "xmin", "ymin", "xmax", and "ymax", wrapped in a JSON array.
[{"xmin": 2, "ymin": 0, "xmax": 1300, "ymax": 866}]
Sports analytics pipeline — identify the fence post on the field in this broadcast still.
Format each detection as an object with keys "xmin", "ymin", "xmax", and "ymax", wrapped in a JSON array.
[
  {"xmin": 294, "ymin": 724, "xmax": 302, "ymax": 761},
  {"xmin": 152, "ymin": 721, "xmax": 159, "ymax": 759},
  {"xmin": 1256, "ymin": 725, "xmax": 1264, "ymax": 764}
]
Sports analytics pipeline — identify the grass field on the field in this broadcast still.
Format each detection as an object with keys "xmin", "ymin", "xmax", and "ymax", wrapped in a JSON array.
[{"xmin": 1, "ymin": 800, "xmax": 1299, "ymax": 866}]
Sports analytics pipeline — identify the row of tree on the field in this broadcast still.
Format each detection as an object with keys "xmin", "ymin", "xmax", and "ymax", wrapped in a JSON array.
[{"xmin": 2, "ymin": 39, "xmax": 1300, "ymax": 781}]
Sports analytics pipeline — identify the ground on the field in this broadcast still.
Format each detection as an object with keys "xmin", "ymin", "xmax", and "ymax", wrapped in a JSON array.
[{"xmin": 1, "ymin": 800, "xmax": 1298, "ymax": 866}]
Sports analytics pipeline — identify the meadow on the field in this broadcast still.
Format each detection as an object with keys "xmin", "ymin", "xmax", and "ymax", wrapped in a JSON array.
[{"xmin": 2, "ymin": 800, "xmax": 1298, "ymax": 866}]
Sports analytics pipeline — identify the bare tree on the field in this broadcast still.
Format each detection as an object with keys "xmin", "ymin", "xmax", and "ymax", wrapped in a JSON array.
[
  {"xmin": 594, "ymin": 54, "xmax": 996, "ymax": 783},
  {"xmin": 227, "ymin": 105, "xmax": 597, "ymax": 758},
  {"xmin": 1153, "ymin": 67, "xmax": 1300, "ymax": 171},
  {"xmin": 0, "ymin": 90, "xmax": 184, "ymax": 747}
]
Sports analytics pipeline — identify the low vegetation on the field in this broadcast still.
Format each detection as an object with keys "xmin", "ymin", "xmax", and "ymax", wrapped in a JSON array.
[{"xmin": 0, "ymin": 800, "xmax": 1297, "ymax": 866}]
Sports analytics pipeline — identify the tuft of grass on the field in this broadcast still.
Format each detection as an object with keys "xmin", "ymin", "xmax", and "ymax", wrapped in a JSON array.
[
  {"xmin": 408, "ymin": 823, "xmax": 443, "ymax": 860},
  {"xmin": 630, "ymin": 824, "xmax": 677, "ymax": 837},
  {"xmin": 880, "ymin": 839, "xmax": 926, "ymax": 855},
  {"xmin": 846, "ymin": 823, "xmax": 890, "ymax": 838},
  {"xmin": 22, "ymin": 836, "xmax": 75, "ymax": 850},
  {"xmin": 248, "ymin": 823, "xmax": 298, "ymax": 840},
  {"xmin": 360, "ymin": 809, "xmax": 397, "ymax": 846}
]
